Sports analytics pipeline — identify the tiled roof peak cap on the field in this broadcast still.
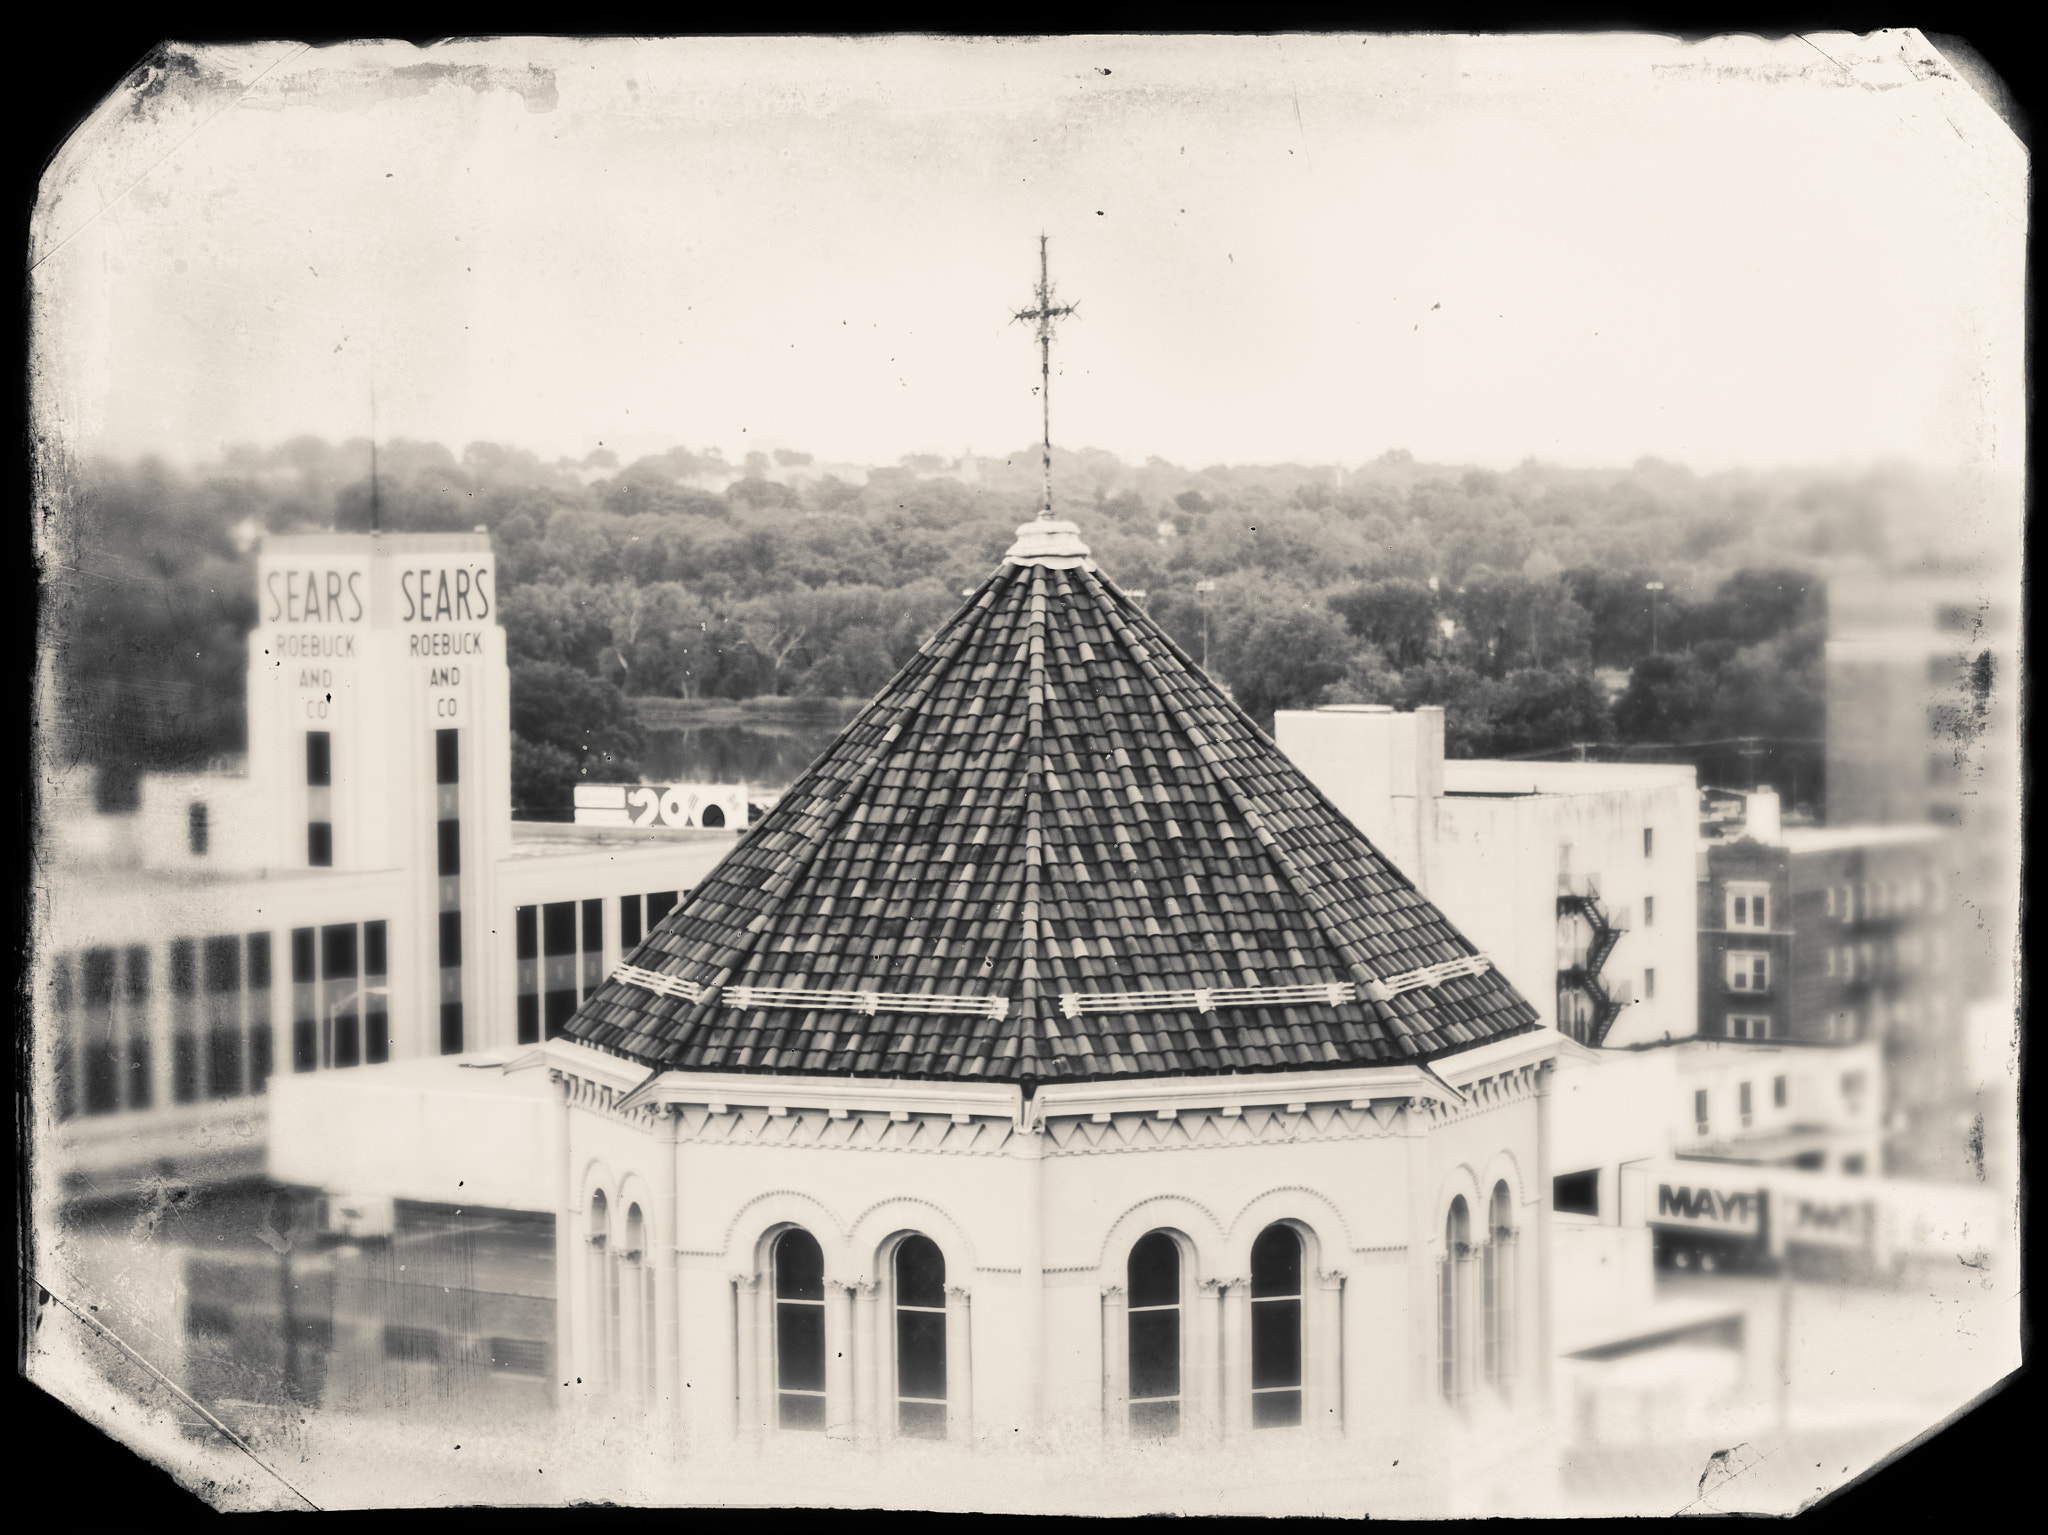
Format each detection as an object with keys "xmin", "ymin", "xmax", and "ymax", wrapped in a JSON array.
[{"xmin": 1005, "ymin": 518, "xmax": 1093, "ymax": 568}]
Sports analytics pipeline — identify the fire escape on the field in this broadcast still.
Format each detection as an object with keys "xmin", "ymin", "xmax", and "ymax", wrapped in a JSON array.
[{"xmin": 1557, "ymin": 874, "xmax": 1631, "ymax": 1048}]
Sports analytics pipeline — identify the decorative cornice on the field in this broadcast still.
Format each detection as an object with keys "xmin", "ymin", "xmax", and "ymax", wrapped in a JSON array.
[
  {"xmin": 673, "ymin": 1104, "xmax": 1018, "ymax": 1157},
  {"xmin": 1045, "ymin": 1100, "xmax": 1406, "ymax": 1157}
]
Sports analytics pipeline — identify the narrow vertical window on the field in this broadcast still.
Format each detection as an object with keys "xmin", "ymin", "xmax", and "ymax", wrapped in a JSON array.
[
  {"xmin": 290, "ymin": 928, "xmax": 317, "ymax": 1072},
  {"xmin": 1773, "ymin": 1075, "xmax": 1787, "ymax": 1108},
  {"xmin": 1127, "ymin": 1231, "xmax": 1181, "ymax": 1437},
  {"xmin": 306, "ymin": 731, "xmax": 332, "ymax": 786},
  {"xmin": 1694, "ymin": 1089, "xmax": 1709, "ymax": 1136},
  {"xmin": 306, "ymin": 731, "xmax": 333, "ymax": 867},
  {"xmin": 246, "ymin": 934, "xmax": 273, "ymax": 1091},
  {"xmin": 436, "ymin": 727, "xmax": 459, "ymax": 786},
  {"xmin": 1483, "ymin": 1182, "xmax": 1515, "ymax": 1400},
  {"xmin": 894, "ymin": 1235, "xmax": 948, "ymax": 1439},
  {"xmin": 1739, "ymin": 1081, "xmax": 1753, "ymax": 1126},
  {"xmin": 516, "ymin": 905, "xmax": 540, "ymax": 1045},
  {"xmin": 581, "ymin": 898, "xmax": 604, "ymax": 999},
  {"xmin": 1643, "ymin": 895, "xmax": 1654, "ymax": 927},
  {"xmin": 1643, "ymin": 828, "xmax": 1654, "ymax": 858},
  {"xmin": 363, "ymin": 921, "xmax": 389, "ymax": 1064},
  {"xmin": 619, "ymin": 894, "xmax": 643, "ymax": 952},
  {"xmin": 773, "ymin": 1229, "xmax": 827, "ymax": 1431},
  {"xmin": 1250, "ymin": 1224, "xmax": 1303, "ymax": 1428},
  {"xmin": 323, "ymin": 924, "xmax": 359, "ymax": 1069},
  {"xmin": 1645, "ymin": 968, "xmax": 1656, "ymax": 1000},
  {"xmin": 543, "ymin": 901, "xmax": 578, "ymax": 1038},
  {"xmin": 1439, "ymin": 1199, "xmax": 1469, "ymax": 1406},
  {"xmin": 437, "ymin": 819, "xmax": 461, "ymax": 877},
  {"xmin": 645, "ymin": 890, "xmax": 678, "ymax": 926},
  {"xmin": 123, "ymin": 946, "xmax": 153, "ymax": 1110},
  {"xmin": 52, "ymin": 956, "xmax": 76, "ymax": 1121},
  {"xmin": 587, "ymin": 1191, "xmax": 611, "ymax": 1391},
  {"xmin": 82, "ymin": 947, "xmax": 120, "ymax": 1114},
  {"xmin": 188, "ymin": 801, "xmax": 209, "ymax": 856},
  {"xmin": 169, "ymin": 940, "xmax": 199, "ymax": 1102},
  {"xmin": 204, "ymin": 935, "xmax": 243, "ymax": 1099}
]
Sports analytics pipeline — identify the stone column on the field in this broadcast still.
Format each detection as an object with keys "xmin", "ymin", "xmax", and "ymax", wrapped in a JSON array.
[
  {"xmin": 854, "ymin": 1277, "xmax": 882, "ymax": 1444},
  {"xmin": 1196, "ymin": 1277, "xmax": 1227, "ymax": 1442},
  {"xmin": 1534, "ymin": 1061, "xmax": 1555, "ymax": 1408},
  {"xmin": 1219, "ymin": 1278, "xmax": 1250, "ymax": 1439},
  {"xmin": 654, "ymin": 1107, "xmax": 680, "ymax": 1452},
  {"xmin": 1404, "ymin": 1096, "xmax": 1435, "ymax": 1416},
  {"xmin": 1013, "ymin": 1123, "xmax": 1046, "ymax": 1438},
  {"xmin": 552, "ymin": 1073, "xmax": 575, "ymax": 1403},
  {"xmin": 732, "ymin": 1273, "xmax": 760, "ymax": 1438},
  {"xmin": 825, "ymin": 1279, "xmax": 857, "ymax": 1440},
  {"xmin": 945, "ymin": 1284, "xmax": 974, "ymax": 1443},
  {"xmin": 1314, "ymin": 1269, "xmax": 1346, "ymax": 1435},
  {"xmin": 1101, "ymin": 1284, "xmax": 1129, "ymax": 1439}
]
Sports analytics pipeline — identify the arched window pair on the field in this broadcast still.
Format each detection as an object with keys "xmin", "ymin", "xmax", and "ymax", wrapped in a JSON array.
[
  {"xmin": 1125, "ymin": 1223, "xmax": 1310, "ymax": 1437},
  {"xmin": 1440, "ymin": 1182, "xmax": 1516, "ymax": 1407},
  {"xmin": 587, "ymin": 1189, "xmax": 657, "ymax": 1401},
  {"xmin": 770, "ymin": 1228, "xmax": 949, "ymax": 1438}
]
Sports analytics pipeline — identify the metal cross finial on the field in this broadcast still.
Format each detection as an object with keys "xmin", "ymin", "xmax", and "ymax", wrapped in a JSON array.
[{"xmin": 1012, "ymin": 234, "xmax": 1079, "ymax": 521}]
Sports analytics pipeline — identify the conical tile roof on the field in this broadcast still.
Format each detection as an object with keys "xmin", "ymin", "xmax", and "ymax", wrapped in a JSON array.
[{"xmin": 566, "ymin": 518, "xmax": 1539, "ymax": 1085}]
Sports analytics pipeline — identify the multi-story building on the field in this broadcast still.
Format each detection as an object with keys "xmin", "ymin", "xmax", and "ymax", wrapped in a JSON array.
[
  {"xmin": 36, "ymin": 530, "xmax": 739, "ymax": 1199},
  {"xmin": 1274, "ymin": 706, "xmax": 1698, "ymax": 1051},
  {"xmin": 1695, "ymin": 787, "xmax": 1958, "ymax": 1177}
]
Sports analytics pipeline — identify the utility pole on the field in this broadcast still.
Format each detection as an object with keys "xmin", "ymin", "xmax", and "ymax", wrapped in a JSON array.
[{"xmin": 1012, "ymin": 234, "xmax": 1079, "ymax": 522}]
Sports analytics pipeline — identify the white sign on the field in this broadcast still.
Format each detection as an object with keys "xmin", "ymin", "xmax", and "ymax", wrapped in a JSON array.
[
  {"xmin": 1653, "ymin": 1181, "xmax": 1764, "ymax": 1235},
  {"xmin": 575, "ymin": 782, "xmax": 747, "ymax": 830},
  {"xmin": 1785, "ymin": 1196, "xmax": 1868, "ymax": 1248}
]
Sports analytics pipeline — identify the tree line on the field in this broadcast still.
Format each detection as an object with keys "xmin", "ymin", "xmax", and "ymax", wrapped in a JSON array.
[{"xmin": 44, "ymin": 435, "xmax": 1944, "ymax": 819}]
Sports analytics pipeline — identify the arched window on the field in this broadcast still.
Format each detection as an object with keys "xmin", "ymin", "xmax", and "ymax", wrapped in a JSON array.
[
  {"xmin": 1440, "ymin": 1196, "xmax": 1471, "ymax": 1405},
  {"xmin": 587, "ymin": 1190, "xmax": 612, "ymax": 1391},
  {"xmin": 1127, "ymin": 1231, "xmax": 1181, "ymax": 1437},
  {"xmin": 700, "ymin": 802, "xmax": 725, "ymax": 829},
  {"xmin": 1249, "ymin": 1224, "xmax": 1303, "ymax": 1428},
  {"xmin": 773, "ymin": 1229, "xmax": 827, "ymax": 1431},
  {"xmin": 894, "ymin": 1235, "xmax": 947, "ymax": 1438},
  {"xmin": 1483, "ymin": 1182, "xmax": 1516, "ymax": 1399}
]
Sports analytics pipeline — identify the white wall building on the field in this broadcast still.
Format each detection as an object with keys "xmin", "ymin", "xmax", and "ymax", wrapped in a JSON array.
[
  {"xmin": 36, "ymin": 531, "xmax": 739, "ymax": 1197},
  {"xmin": 268, "ymin": 518, "xmax": 1570, "ymax": 1511}
]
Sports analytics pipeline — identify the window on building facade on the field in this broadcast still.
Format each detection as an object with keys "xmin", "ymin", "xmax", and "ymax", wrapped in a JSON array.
[
  {"xmin": 82, "ymin": 947, "xmax": 120, "ymax": 1115},
  {"xmin": 1726, "ymin": 952, "xmax": 1770, "ymax": 993},
  {"xmin": 1842, "ymin": 1155, "xmax": 1867, "ymax": 1176},
  {"xmin": 323, "ymin": 924, "xmax": 360, "ymax": 1069},
  {"xmin": 1643, "ymin": 828, "xmax": 1654, "ymax": 857},
  {"xmin": 169, "ymin": 938, "xmax": 199, "ymax": 1102},
  {"xmin": 1729, "ymin": 1014, "xmax": 1770, "ymax": 1040},
  {"xmin": 307, "ymin": 730, "xmax": 333, "ymax": 867},
  {"xmin": 1251, "ymin": 1224, "xmax": 1304, "ymax": 1428},
  {"xmin": 437, "ymin": 818, "xmax": 461, "ymax": 877},
  {"xmin": 620, "ymin": 894, "xmax": 643, "ymax": 951},
  {"xmin": 1439, "ymin": 1201, "xmax": 1470, "ymax": 1406},
  {"xmin": 515, "ymin": 904, "xmax": 540, "ymax": 1045},
  {"xmin": 1482, "ymin": 1182, "xmax": 1516, "ymax": 1400},
  {"xmin": 1553, "ymin": 1170, "xmax": 1599, "ymax": 1218},
  {"xmin": 1643, "ymin": 895, "xmax": 1654, "ymax": 927},
  {"xmin": 1739, "ymin": 1081, "xmax": 1753, "ymax": 1126},
  {"xmin": 582, "ymin": 898, "xmax": 604, "ymax": 995},
  {"xmin": 543, "ymin": 901, "xmax": 578, "ymax": 1039},
  {"xmin": 1841, "ymin": 1072, "xmax": 1868, "ymax": 1116},
  {"xmin": 290, "ymin": 927, "xmax": 317, "ymax": 1072},
  {"xmin": 364, "ymin": 921, "xmax": 389, "ymax": 1065},
  {"xmin": 1727, "ymin": 884, "xmax": 1770, "ymax": 930},
  {"xmin": 123, "ymin": 946, "xmax": 152, "ymax": 1110},
  {"xmin": 204, "ymin": 934, "xmax": 243, "ymax": 1099},
  {"xmin": 895, "ymin": 1235, "xmax": 948, "ymax": 1439},
  {"xmin": 774, "ymin": 1229, "xmax": 828, "ymax": 1431},
  {"xmin": 646, "ymin": 889, "xmax": 678, "ymax": 926},
  {"xmin": 1842, "ymin": 884, "xmax": 1855, "ymax": 923},
  {"xmin": 1694, "ymin": 1089, "xmax": 1710, "ymax": 1136},
  {"xmin": 1773, "ymin": 1075, "xmax": 1787, "ymax": 1108},
  {"xmin": 436, "ymin": 727, "xmax": 459, "ymax": 786},
  {"xmin": 1128, "ymin": 1231, "xmax": 1182, "ymax": 1437},
  {"xmin": 188, "ymin": 801, "xmax": 209, "ymax": 857},
  {"xmin": 1826, "ymin": 886, "xmax": 1836, "ymax": 917},
  {"xmin": 1644, "ymin": 968, "xmax": 1656, "ymax": 1000},
  {"xmin": 587, "ymin": 1191, "xmax": 613, "ymax": 1393}
]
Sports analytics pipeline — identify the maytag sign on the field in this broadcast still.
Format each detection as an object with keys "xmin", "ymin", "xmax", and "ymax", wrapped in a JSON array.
[
  {"xmin": 573, "ymin": 782, "xmax": 749, "ymax": 831},
  {"xmin": 1652, "ymin": 1179, "xmax": 1765, "ymax": 1236}
]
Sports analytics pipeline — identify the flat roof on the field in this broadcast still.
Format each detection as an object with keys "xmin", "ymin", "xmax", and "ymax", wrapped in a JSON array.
[
  {"xmin": 1444, "ymin": 760, "xmax": 1696, "ymax": 795},
  {"xmin": 1772, "ymin": 823, "xmax": 1948, "ymax": 853},
  {"xmin": 507, "ymin": 821, "xmax": 741, "ymax": 858}
]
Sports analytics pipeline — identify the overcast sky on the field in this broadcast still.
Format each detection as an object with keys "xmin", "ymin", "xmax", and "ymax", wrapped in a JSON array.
[{"xmin": 32, "ymin": 32, "xmax": 2027, "ymax": 476}]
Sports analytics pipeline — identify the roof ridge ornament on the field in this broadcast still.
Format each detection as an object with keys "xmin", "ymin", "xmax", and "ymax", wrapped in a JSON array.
[
  {"xmin": 1004, "ymin": 517, "xmax": 1093, "ymax": 568},
  {"xmin": 1012, "ymin": 233, "xmax": 1079, "ymax": 523}
]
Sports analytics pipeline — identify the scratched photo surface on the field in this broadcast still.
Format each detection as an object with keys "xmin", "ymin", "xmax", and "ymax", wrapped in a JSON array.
[{"xmin": 28, "ymin": 34, "xmax": 2023, "ymax": 1515}]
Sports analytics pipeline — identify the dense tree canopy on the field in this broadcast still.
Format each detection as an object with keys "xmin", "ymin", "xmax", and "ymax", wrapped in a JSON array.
[{"xmin": 46, "ymin": 436, "xmax": 1938, "ymax": 816}]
